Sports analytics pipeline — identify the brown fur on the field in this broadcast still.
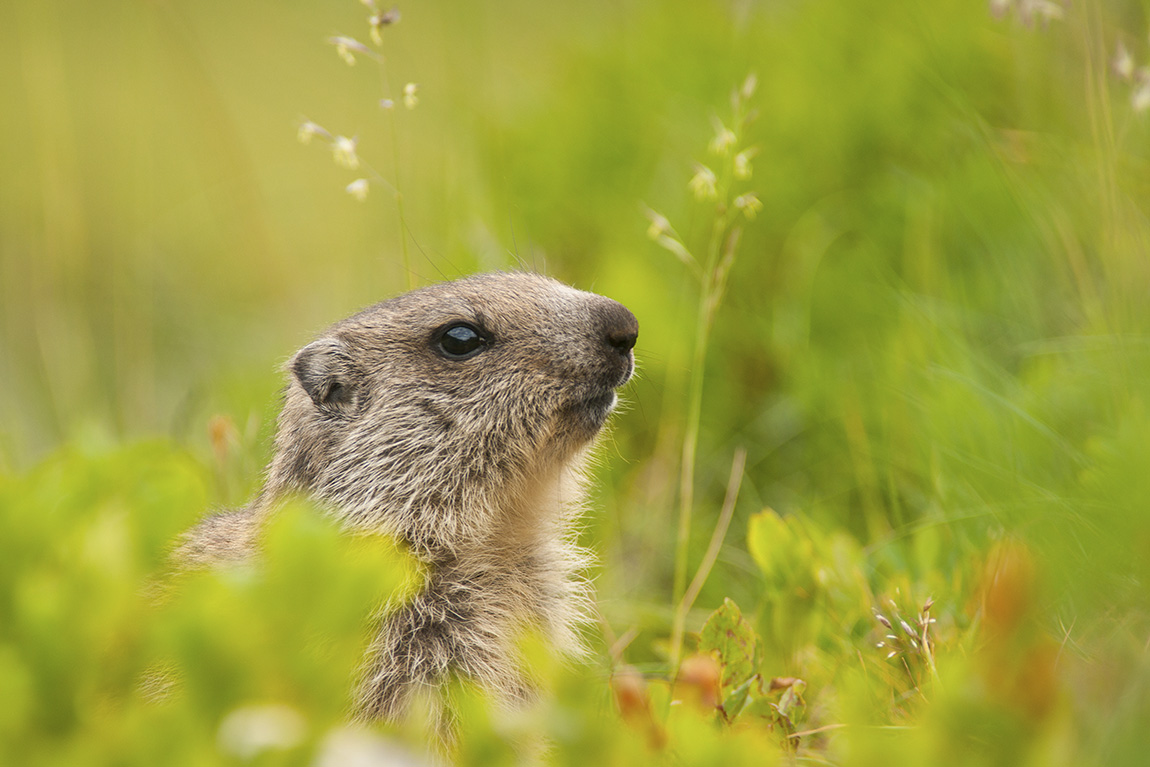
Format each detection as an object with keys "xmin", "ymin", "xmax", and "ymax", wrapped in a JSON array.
[{"xmin": 176, "ymin": 272, "xmax": 637, "ymax": 726}]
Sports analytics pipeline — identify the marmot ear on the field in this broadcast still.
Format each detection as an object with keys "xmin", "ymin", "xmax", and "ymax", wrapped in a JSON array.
[{"xmin": 290, "ymin": 337, "xmax": 361, "ymax": 415}]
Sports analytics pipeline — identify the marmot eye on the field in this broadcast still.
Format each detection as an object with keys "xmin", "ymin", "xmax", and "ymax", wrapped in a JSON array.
[{"xmin": 437, "ymin": 323, "xmax": 488, "ymax": 360}]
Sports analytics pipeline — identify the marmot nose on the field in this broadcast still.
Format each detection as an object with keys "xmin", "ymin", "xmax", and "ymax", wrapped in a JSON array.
[
  {"xmin": 599, "ymin": 299, "xmax": 639, "ymax": 356},
  {"xmin": 607, "ymin": 327, "xmax": 638, "ymax": 355}
]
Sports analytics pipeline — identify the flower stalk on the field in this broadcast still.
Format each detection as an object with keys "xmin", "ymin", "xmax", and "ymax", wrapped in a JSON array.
[{"xmin": 659, "ymin": 74, "xmax": 760, "ymax": 676}]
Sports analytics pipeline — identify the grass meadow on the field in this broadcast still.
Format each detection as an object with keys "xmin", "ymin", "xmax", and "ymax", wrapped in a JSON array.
[{"xmin": 2, "ymin": 0, "xmax": 1150, "ymax": 763}]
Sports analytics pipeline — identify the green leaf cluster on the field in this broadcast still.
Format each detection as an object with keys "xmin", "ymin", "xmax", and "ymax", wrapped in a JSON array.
[
  {"xmin": 699, "ymin": 597, "xmax": 806, "ymax": 737},
  {"xmin": 0, "ymin": 443, "xmax": 414, "ymax": 767}
]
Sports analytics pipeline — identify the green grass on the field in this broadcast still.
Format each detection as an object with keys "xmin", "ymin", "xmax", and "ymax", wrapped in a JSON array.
[{"xmin": 2, "ymin": 0, "xmax": 1150, "ymax": 763}]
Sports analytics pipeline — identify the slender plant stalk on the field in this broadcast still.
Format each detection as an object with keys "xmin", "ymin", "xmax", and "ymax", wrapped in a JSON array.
[
  {"xmin": 669, "ymin": 214, "xmax": 730, "ymax": 673},
  {"xmin": 673, "ymin": 447, "xmax": 747, "ymax": 646},
  {"xmin": 657, "ymin": 74, "xmax": 757, "ymax": 677},
  {"xmin": 377, "ymin": 58, "xmax": 413, "ymax": 289}
]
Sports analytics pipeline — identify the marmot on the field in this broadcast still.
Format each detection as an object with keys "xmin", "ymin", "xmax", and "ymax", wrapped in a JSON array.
[{"xmin": 177, "ymin": 271, "xmax": 638, "ymax": 727}]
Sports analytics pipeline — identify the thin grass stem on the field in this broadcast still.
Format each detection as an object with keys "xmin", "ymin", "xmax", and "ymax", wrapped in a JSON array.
[
  {"xmin": 376, "ymin": 56, "xmax": 413, "ymax": 288},
  {"xmin": 669, "ymin": 212, "xmax": 732, "ymax": 673},
  {"xmin": 672, "ymin": 447, "xmax": 747, "ymax": 655}
]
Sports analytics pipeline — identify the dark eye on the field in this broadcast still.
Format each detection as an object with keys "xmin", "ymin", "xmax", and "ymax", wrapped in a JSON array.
[{"xmin": 436, "ymin": 323, "xmax": 488, "ymax": 360}]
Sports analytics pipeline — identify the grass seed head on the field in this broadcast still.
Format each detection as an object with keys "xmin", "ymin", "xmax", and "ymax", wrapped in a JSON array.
[
  {"xmin": 709, "ymin": 118, "xmax": 737, "ymax": 155},
  {"xmin": 328, "ymin": 36, "xmax": 372, "ymax": 66},
  {"xmin": 403, "ymin": 82, "xmax": 419, "ymax": 109},
  {"xmin": 734, "ymin": 194, "xmax": 762, "ymax": 220},
  {"xmin": 297, "ymin": 120, "xmax": 330, "ymax": 145},
  {"xmin": 1113, "ymin": 42, "xmax": 1135, "ymax": 81},
  {"xmin": 688, "ymin": 165, "xmax": 718, "ymax": 201},
  {"xmin": 332, "ymin": 136, "xmax": 360, "ymax": 169},
  {"xmin": 345, "ymin": 179, "xmax": 369, "ymax": 201},
  {"xmin": 733, "ymin": 148, "xmax": 757, "ymax": 180}
]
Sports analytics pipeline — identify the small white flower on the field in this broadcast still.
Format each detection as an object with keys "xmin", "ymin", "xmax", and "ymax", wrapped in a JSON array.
[
  {"xmin": 369, "ymin": 6, "xmax": 401, "ymax": 45},
  {"xmin": 332, "ymin": 136, "xmax": 360, "ymax": 169},
  {"xmin": 645, "ymin": 209, "xmax": 671, "ymax": 240},
  {"xmin": 315, "ymin": 727, "xmax": 424, "ymax": 767},
  {"xmin": 1018, "ymin": 0, "xmax": 1063, "ymax": 25},
  {"xmin": 297, "ymin": 120, "xmax": 329, "ymax": 145},
  {"xmin": 1133, "ymin": 72, "xmax": 1150, "ymax": 113},
  {"xmin": 688, "ymin": 165, "xmax": 717, "ymax": 201},
  {"xmin": 217, "ymin": 704, "xmax": 306, "ymax": 760},
  {"xmin": 403, "ymin": 82, "xmax": 419, "ymax": 110},
  {"xmin": 989, "ymin": 0, "xmax": 1012, "ymax": 20},
  {"xmin": 733, "ymin": 148, "xmax": 758, "ymax": 180},
  {"xmin": 740, "ymin": 73, "xmax": 758, "ymax": 101},
  {"xmin": 328, "ymin": 36, "xmax": 371, "ymax": 66},
  {"xmin": 379, "ymin": 98, "xmax": 395, "ymax": 110},
  {"xmin": 709, "ymin": 118, "xmax": 737, "ymax": 155},
  {"xmin": 734, "ymin": 194, "xmax": 763, "ymax": 220},
  {"xmin": 346, "ymin": 179, "xmax": 370, "ymax": 201},
  {"xmin": 1113, "ymin": 42, "xmax": 1135, "ymax": 81}
]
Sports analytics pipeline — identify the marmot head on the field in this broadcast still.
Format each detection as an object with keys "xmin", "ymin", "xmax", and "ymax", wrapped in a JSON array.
[{"xmin": 266, "ymin": 272, "xmax": 638, "ymax": 554}]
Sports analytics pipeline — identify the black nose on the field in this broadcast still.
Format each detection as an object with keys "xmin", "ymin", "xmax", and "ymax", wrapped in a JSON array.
[
  {"xmin": 607, "ymin": 326, "xmax": 638, "ymax": 354},
  {"xmin": 599, "ymin": 299, "xmax": 639, "ymax": 356}
]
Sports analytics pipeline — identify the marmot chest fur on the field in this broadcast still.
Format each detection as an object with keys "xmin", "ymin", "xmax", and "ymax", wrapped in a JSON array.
[{"xmin": 177, "ymin": 271, "xmax": 638, "ymax": 723}]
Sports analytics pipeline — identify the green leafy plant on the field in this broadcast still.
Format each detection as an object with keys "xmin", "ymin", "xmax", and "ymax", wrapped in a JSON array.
[
  {"xmin": 697, "ymin": 598, "xmax": 807, "ymax": 741},
  {"xmin": 6, "ymin": 0, "xmax": 1150, "ymax": 764}
]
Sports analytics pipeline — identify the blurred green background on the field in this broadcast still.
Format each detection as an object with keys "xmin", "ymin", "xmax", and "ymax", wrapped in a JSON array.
[{"xmin": 4, "ymin": 0, "xmax": 1150, "ymax": 763}]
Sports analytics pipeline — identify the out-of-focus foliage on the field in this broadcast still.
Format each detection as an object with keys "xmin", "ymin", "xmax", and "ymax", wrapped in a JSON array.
[
  {"xmin": 3, "ymin": 0, "xmax": 1150, "ymax": 763},
  {"xmin": 0, "ymin": 442, "xmax": 420, "ymax": 765}
]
